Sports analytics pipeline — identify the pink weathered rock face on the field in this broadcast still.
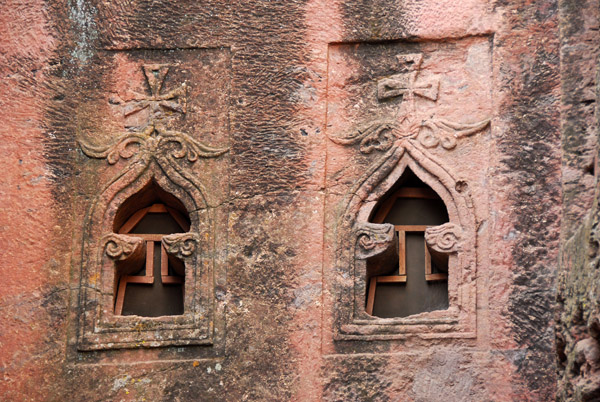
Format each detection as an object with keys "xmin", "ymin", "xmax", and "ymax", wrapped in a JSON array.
[{"xmin": 0, "ymin": 0, "xmax": 597, "ymax": 400}]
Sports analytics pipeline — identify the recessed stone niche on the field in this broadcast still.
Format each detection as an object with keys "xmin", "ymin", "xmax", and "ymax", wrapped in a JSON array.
[
  {"xmin": 325, "ymin": 36, "xmax": 492, "ymax": 343},
  {"xmin": 76, "ymin": 48, "xmax": 231, "ymax": 350}
]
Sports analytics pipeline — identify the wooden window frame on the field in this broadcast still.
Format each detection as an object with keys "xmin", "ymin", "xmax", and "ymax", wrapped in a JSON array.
[
  {"xmin": 365, "ymin": 187, "xmax": 448, "ymax": 316},
  {"xmin": 114, "ymin": 203, "xmax": 187, "ymax": 316}
]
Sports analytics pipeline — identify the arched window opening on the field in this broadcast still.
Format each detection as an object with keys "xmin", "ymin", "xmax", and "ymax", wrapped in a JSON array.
[
  {"xmin": 366, "ymin": 169, "xmax": 449, "ymax": 318},
  {"xmin": 113, "ymin": 181, "xmax": 190, "ymax": 317}
]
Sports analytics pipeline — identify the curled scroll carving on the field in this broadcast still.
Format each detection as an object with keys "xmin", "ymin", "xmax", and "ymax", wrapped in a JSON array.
[
  {"xmin": 330, "ymin": 117, "xmax": 490, "ymax": 155},
  {"xmin": 79, "ymin": 123, "xmax": 229, "ymax": 166},
  {"xmin": 425, "ymin": 223, "xmax": 463, "ymax": 253},
  {"xmin": 162, "ymin": 233, "xmax": 199, "ymax": 259},
  {"xmin": 355, "ymin": 222, "xmax": 396, "ymax": 259},
  {"xmin": 329, "ymin": 52, "xmax": 490, "ymax": 156},
  {"xmin": 78, "ymin": 64, "xmax": 229, "ymax": 167},
  {"xmin": 418, "ymin": 119, "xmax": 490, "ymax": 150},
  {"xmin": 103, "ymin": 234, "xmax": 144, "ymax": 260},
  {"xmin": 331, "ymin": 120, "xmax": 397, "ymax": 154}
]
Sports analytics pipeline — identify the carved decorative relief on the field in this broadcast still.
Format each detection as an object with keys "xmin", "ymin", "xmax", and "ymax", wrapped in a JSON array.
[
  {"xmin": 76, "ymin": 50, "xmax": 231, "ymax": 352},
  {"xmin": 355, "ymin": 222, "xmax": 396, "ymax": 260},
  {"xmin": 103, "ymin": 233, "xmax": 144, "ymax": 261},
  {"xmin": 417, "ymin": 119, "xmax": 490, "ymax": 150},
  {"xmin": 425, "ymin": 223, "xmax": 463, "ymax": 254},
  {"xmin": 332, "ymin": 117, "xmax": 490, "ymax": 155},
  {"xmin": 376, "ymin": 54, "xmax": 439, "ymax": 113},
  {"xmin": 162, "ymin": 233, "xmax": 199, "ymax": 259},
  {"xmin": 326, "ymin": 39, "xmax": 491, "ymax": 344},
  {"xmin": 79, "ymin": 122, "xmax": 228, "ymax": 165},
  {"xmin": 121, "ymin": 64, "xmax": 188, "ymax": 125},
  {"xmin": 79, "ymin": 65, "xmax": 228, "ymax": 168},
  {"xmin": 329, "ymin": 53, "xmax": 490, "ymax": 156}
]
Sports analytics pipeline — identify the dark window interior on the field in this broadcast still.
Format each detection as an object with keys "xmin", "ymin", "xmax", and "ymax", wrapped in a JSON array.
[
  {"xmin": 367, "ymin": 169, "xmax": 449, "ymax": 318},
  {"xmin": 382, "ymin": 197, "xmax": 448, "ymax": 225},
  {"xmin": 120, "ymin": 211, "xmax": 185, "ymax": 317},
  {"xmin": 129, "ymin": 212, "xmax": 185, "ymax": 235},
  {"xmin": 113, "ymin": 181, "xmax": 190, "ymax": 317}
]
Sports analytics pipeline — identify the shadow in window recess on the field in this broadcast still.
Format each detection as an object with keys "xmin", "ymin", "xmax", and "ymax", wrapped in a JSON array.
[
  {"xmin": 366, "ymin": 169, "xmax": 449, "ymax": 318},
  {"xmin": 111, "ymin": 181, "xmax": 191, "ymax": 317}
]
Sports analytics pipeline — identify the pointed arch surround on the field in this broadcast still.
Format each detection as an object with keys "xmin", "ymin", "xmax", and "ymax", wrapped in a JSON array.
[
  {"xmin": 78, "ymin": 159, "xmax": 219, "ymax": 350},
  {"xmin": 73, "ymin": 53, "xmax": 231, "ymax": 352},
  {"xmin": 333, "ymin": 145, "xmax": 478, "ymax": 341}
]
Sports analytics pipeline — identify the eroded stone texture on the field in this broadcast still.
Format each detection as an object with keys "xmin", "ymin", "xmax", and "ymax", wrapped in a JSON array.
[
  {"xmin": 494, "ymin": 2, "xmax": 562, "ymax": 400},
  {"xmin": 555, "ymin": 0, "xmax": 600, "ymax": 400},
  {"xmin": 0, "ymin": 0, "xmax": 587, "ymax": 400}
]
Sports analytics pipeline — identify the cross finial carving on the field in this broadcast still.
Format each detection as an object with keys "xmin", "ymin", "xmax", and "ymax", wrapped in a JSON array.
[
  {"xmin": 330, "ymin": 52, "xmax": 489, "ymax": 154},
  {"xmin": 377, "ymin": 54, "xmax": 439, "ymax": 117},
  {"xmin": 79, "ymin": 64, "xmax": 228, "ymax": 167},
  {"xmin": 122, "ymin": 64, "xmax": 188, "ymax": 129}
]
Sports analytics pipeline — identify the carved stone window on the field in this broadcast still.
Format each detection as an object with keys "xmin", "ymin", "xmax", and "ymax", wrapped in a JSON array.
[
  {"xmin": 325, "ymin": 40, "xmax": 492, "ymax": 343},
  {"xmin": 366, "ymin": 170, "xmax": 449, "ymax": 318},
  {"xmin": 113, "ymin": 201, "xmax": 190, "ymax": 317},
  {"xmin": 76, "ymin": 52, "xmax": 230, "ymax": 352},
  {"xmin": 333, "ymin": 156, "xmax": 475, "ymax": 341}
]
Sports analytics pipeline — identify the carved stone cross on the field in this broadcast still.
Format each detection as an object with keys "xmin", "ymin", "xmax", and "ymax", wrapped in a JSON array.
[
  {"xmin": 80, "ymin": 64, "xmax": 228, "ymax": 167},
  {"xmin": 330, "ymin": 52, "xmax": 489, "ymax": 153},
  {"xmin": 121, "ymin": 64, "xmax": 188, "ymax": 129},
  {"xmin": 376, "ymin": 54, "xmax": 439, "ymax": 117}
]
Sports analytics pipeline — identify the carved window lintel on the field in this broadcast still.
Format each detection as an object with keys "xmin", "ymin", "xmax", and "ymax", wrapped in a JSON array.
[
  {"xmin": 333, "ymin": 155, "xmax": 478, "ymax": 342},
  {"xmin": 79, "ymin": 179, "xmax": 215, "ymax": 351}
]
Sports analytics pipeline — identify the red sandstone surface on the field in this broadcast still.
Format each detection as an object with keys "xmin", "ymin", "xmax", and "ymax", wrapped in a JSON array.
[{"xmin": 0, "ymin": 0, "xmax": 597, "ymax": 401}]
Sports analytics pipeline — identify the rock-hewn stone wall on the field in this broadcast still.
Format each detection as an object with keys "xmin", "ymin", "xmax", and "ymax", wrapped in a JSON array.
[
  {"xmin": 1, "ymin": 0, "xmax": 591, "ymax": 400},
  {"xmin": 556, "ymin": 0, "xmax": 600, "ymax": 400}
]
